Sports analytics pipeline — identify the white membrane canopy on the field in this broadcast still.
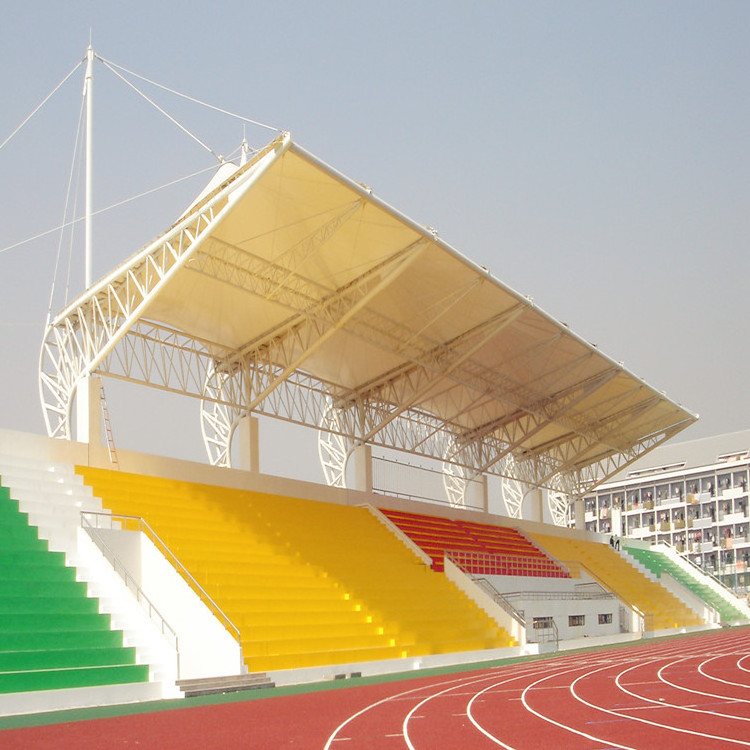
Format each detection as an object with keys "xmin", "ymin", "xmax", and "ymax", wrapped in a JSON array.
[{"xmin": 42, "ymin": 133, "xmax": 697, "ymax": 493}]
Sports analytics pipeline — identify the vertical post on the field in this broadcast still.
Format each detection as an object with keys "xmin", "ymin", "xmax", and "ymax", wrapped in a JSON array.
[
  {"xmin": 352, "ymin": 444, "xmax": 373, "ymax": 493},
  {"xmin": 236, "ymin": 414, "xmax": 260, "ymax": 472},
  {"xmin": 574, "ymin": 497, "xmax": 585, "ymax": 530},
  {"xmin": 76, "ymin": 374, "xmax": 102, "ymax": 446},
  {"xmin": 526, "ymin": 488, "xmax": 544, "ymax": 522},
  {"xmin": 84, "ymin": 44, "xmax": 94, "ymax": 289}
]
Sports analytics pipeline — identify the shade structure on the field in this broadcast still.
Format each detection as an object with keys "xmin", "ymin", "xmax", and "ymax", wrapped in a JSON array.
[{"xmin": 40, "ymin": 132, "xmax": 697, "ymax": 497}]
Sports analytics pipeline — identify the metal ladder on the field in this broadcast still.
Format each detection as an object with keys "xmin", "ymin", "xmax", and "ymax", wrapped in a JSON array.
[{"xmin": 99, "ymin": 384, "xmax": 119, "ymax": 469}]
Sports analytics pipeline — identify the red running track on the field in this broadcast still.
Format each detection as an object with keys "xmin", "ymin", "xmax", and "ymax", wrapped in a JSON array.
[{"xmin": 2, "ymin": 628, "xmax": 750, "ymax": 749}]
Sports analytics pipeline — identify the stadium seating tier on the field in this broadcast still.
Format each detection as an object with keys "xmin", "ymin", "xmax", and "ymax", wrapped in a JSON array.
[
  {"xmin": 0, "ymin": 485, "xmax": 148, "ymax": 694},
  {"xmin": 77, "ymin": 468, "xmax": 515, "ymax": 672}
]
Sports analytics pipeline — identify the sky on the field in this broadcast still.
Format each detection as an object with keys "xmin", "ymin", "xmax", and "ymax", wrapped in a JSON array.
[{"xmin": 0, "ymin": 1, "xmax": 748, "ymax": 490}]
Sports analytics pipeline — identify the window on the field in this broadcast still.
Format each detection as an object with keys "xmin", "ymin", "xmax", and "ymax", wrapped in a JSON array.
[
  {"xmin": 532, "ymin": 617, "xmax": 554, "ymax": 630},
  {"xmin": 569, "ymin": 615, "xmax": 585, "ymax": 627},
  {"xmin": 598, "ymin": 613, "xmax": 613, "ymax": 625}
]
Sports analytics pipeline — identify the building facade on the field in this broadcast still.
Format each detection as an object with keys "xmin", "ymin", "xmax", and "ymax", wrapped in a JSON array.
[{"xmin": 573, "ymin": 430, "xmax": 750, "ymax": 594}]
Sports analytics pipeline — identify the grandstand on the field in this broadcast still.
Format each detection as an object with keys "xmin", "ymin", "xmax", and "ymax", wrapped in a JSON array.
[
  {"xmin": 3, "ymin": 51, "xmax": 746, "ymax": 719},
  {"xmin": 5, "ymin": 422, "xmax": 744, "ymax": 715}
]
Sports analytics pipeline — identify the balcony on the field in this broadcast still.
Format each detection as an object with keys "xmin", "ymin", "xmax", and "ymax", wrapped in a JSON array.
[
  {"xmin": 692, "ymin": 517, "xmax": 713, "ymax": 530},
  {"xmin": 721, "ymin": 511, "xmax": 748, "ymax": 524},
  {"xmin": 718, "ymin": 487, "xmax": 745, "ymax": 500},
  {"xmin": 657, "ymin": 496, "xmax": 683, "ymax": 509},
  {"xmin": 629, "ymin": 526, "xmax": 652, "ymax": 539}
]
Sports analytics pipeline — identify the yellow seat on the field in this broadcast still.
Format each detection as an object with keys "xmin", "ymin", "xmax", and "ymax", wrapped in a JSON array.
[{"xmin": 78, "ymin": 467, "xmax": 515, "ymax": 671}]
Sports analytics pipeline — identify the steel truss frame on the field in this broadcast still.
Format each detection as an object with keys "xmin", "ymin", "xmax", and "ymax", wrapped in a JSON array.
[{"xmin": 39, "ymin": 132, "xmax": 694, "ymax": 503}]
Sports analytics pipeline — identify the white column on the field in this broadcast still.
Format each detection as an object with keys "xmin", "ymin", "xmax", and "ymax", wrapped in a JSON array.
[
  {"xmin": 352, "ymin": 444, "xmax": 372, "ymax": 493},
  {"xmin": 76, "ymin": 375, "xmax": 102, "ymax": 446},
  {"xmin": 236, "ymin": 415, "xmax": 259, "ymax": 472},
  {"xmin": 526, "ymin": 488, "xmax": 544, "ymax": 522},
  {"xmin": 574, "ymin": 498, "xmax": 585, "ymax": 530}
]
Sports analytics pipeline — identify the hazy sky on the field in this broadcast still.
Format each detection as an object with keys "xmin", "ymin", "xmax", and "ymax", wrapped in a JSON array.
[{"xmin": 0, "ymin": 1, "xmax": 748, "ymax": 484}]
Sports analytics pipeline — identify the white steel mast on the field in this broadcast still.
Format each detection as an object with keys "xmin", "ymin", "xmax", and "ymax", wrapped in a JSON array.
[
  {"xmin": 84, "ymin": 44, "xmax": 94, "ymax": 288},
  {"xmin": 76, "ymin": 43, "xmax": 100, "ymax": 447}
]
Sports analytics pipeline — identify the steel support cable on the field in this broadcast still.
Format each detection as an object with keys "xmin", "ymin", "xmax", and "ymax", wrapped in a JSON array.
[
  {"xmin": 98, "ymin": 55, "xmax": 281, "ymax": 135},
  {"xmin": 97, "ymin": 57, "xmax": 226, "ymax": 164},
  {"xmin": 0, "ymin": 163, "xmax": 219, "ymax": 258},
  {"xmin": 0, "ymin": 58, "xmax": 85, "ymax": 153}
]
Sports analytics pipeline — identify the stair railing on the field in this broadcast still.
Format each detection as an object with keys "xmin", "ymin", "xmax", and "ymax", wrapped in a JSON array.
[
  {"xmin": 532, "ymin": 615, "xmax": 559, "ymax": 648},
  {"xmin": 80, "ymin": 511, "xmax": 180, "ymax": 677},
  {"xmin": 660, "ymin": 540, "xmax": 745, "ymax": 600},
  {"xmin": 444, "ymin": 552, "xmax": 528, "ymax": 646},
  {"xmin": 81, "ymin": 511, "xmax": 242, "ymax": 655},
  {"xmin": 561, "ymin": 559, "xmax": 650, "ymax": 633}
]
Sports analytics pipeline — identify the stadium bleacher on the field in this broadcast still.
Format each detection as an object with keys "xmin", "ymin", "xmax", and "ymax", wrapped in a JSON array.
[
  {"xmin": 531, "ymin": 532, "xmax": 704, "ymax": 630},
  {"xmin": 624, "ymin": 544, "xmax": 746, "ymax": 624},
  {"xmin": 77, "ymin": 467, "xmax": 516, "ymax": 672},
  {"xmin": 380, "ymin": 508, "xmax": 568, "ymax": 577},
  {"xmin": 0, "ymin": 483, "xmax": 148, "ymax": 695}
]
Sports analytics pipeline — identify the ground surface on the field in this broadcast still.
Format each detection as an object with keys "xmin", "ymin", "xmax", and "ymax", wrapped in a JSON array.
[{"xmin": 1, "ymin": 627, "xmax": 749, "ymax": 748}]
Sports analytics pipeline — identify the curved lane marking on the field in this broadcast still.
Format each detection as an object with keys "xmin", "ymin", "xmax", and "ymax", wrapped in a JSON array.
[
  {"xmin": 571, "ymin": 658, "xmax": 750, "ymax": 745},
  {"xmin": 697, "ymin": 652, "xmax": 750, "ymax": 690},
  {"xmin": 323, "ymin": 665, "xmax": 544, "ymax": 749},
  {"xmin": 517, "ymin": 663, "xmax": 638, "ymax": 750}
]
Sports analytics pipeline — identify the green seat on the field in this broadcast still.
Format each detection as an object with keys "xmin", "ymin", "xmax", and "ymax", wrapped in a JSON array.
[
  {"xmin": 625, "ymin": 545, "xmax": 745, "ymax": 623},
  {"xmin": 0, "ymin": 484, "xmax": 149, "ymax": 694}
]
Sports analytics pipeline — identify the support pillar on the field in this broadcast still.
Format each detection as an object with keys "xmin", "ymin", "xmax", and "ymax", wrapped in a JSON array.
[
  {"xmin": 574, "ymin": 497, "xmax": 585, "ymax": 530},
  {"xmin": 352, "ymin": 444, "xmax": 372, "ymax": 493},
  {"xmin": 236, "ymin": 415, "xmax": 260, "ymax": 472},
  {"xmin": 526, "ymin": 488, "xmax": 544, "ymax": 522},
  {"xmin": 76, "ymin": 375, "xmax": 102, "ymax": 446}
]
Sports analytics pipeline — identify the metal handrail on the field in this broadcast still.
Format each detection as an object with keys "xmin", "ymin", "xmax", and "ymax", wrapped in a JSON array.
[
  {"xmin": 445, "ymin": 549, "xmax": 568, "ymax": 578},
  {"xmin": 80, "ymin": 512, "xmax": 180, "ymax": 676},
  {"xmin": 532, "ymin": 616, "xmax": 559, "ymax": 647},
  {"xmin": 560, "ymin": 559, "xmax": 649, "ymax": 632},
  {"xmin": 81, "ymin": 511, "xmax": 242, "ymax": 647},
  {"xmin": 501, "ymin": 590, "xmax": 617, "ymax": 602},
  {"xmin": 444, "ymin": 551, "xmax": 526, "ymax": 627},
  {"xmin": 473, "ymin": 577, "xmax": 526, "ymax": 627},
  {"xmin": 657, "ymin": 540, "xmax": 744, "ymax": 600}
]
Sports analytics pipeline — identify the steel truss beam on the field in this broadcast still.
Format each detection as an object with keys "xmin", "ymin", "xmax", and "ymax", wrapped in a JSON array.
[
  {"xmin": 85, "ymin": 314, "xmax": 687, "ymax": 496},
  {"xmin": 39, "ymin": 133, "xmax": 289, "ymax": 439},
  {"xmin": 38, "ymin": 128, "xmax": 693, "ymax": 499}
]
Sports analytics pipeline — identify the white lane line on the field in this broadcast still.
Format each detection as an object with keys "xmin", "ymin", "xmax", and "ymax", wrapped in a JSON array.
[
  {"xmin": 697, "ymin": 652, "xmax": 750, "ymax": 691},
  {"xmin": 518, "ymin": 664, "xmax": 637, "ymax": 750},
  {"xmin": 565, "ymin": 658, "xmax": 750, "ymax": 746}
]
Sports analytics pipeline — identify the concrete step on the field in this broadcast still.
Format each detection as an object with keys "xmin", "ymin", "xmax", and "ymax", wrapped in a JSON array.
[{"xmin": 176, "ymin": 672, "xmax": 274, "ymax": 697}]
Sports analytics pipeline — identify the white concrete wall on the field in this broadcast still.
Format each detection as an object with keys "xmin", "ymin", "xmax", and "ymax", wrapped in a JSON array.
[
  {"xmin": 90, "ymin": 527, "xmax": 242, "ymax": 679},
  {"xmin": 138, "ymin": 533, "xmax": 243, "ymax": 680},
  {"xmin": 522, "ymin": 597, "xmax": 621, "ymax": 641},
  {"xmin": 487, "ymin": 574, "xmax": 582, "ymax": 594}
]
